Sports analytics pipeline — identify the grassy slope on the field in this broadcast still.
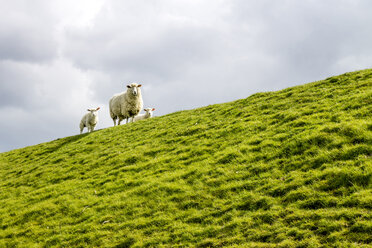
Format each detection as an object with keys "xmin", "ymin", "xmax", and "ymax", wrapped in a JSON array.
[{"xmin": 0, "ymin": 69, "xmax": 371, "ymax": 248}]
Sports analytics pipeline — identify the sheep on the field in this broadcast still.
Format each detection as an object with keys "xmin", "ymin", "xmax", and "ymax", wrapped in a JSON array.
[
  {"xmin": 109, "ymin": 83, "xmax": 143, "ymax": 126},
  {"xmin": 133, "ymin": 108, "xmax": 155, "ymax": 122},
  {"xmin": 80, "ymin": 107, "xmax": 100, "ymax": 134}
]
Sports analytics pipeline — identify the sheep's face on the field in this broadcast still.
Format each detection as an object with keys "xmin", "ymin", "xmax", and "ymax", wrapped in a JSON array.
[
  {"xmin": 127, "ymin": 83, "xmax": 142, "ymax": 96},
  {"xmin": 88, "ymin": 107, "xmax": 100, "ymax": 116},
  {"xmin": 144, "ymin": 108, "xmax": 155, "ymax": 116}
]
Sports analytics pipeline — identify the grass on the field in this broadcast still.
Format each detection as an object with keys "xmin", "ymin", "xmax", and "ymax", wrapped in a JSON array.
[{"xmin": 0, "ymin": 69, "xmax": 371, "ymax": 247}]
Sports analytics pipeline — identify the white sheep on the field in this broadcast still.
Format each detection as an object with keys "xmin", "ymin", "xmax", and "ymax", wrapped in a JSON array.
[
  {"xmin": 80, "ymin": 107, "xmax": 100, "ymax": 134},
  {"xmin": 133, "ymin": 108, "xmax": 155, "ymax": 122},
  {"xmin": 109, "ymin": 83, "xmax": 143, "ymax": 126}
]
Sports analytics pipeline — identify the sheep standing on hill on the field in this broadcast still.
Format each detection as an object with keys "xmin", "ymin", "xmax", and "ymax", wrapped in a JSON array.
[
  {"xmin": 109, "ymin": 83, "xmax": 143, "ymax": 126},
  {"xmin": 80, "ymin": 107, "xmax": 100, "ymax": 134},
  {"xmin": 133, "ymin": 108, "xmax": 155, "ymax": 122}
]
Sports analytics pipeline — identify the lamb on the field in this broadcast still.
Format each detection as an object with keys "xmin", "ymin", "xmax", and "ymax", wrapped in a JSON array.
[
  {"xmin": 109, "ymin": 83, "xmax": 143, "ymax": 126},
  {"xmin": 133, "ymin": 108, "xmax": 155, "ymax": 122},
  {"xmin": 80, "ymin": 107, "xmax": 100, "ymax": 134}
]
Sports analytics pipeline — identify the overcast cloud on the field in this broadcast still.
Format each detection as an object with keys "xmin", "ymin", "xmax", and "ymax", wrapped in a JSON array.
[{"xmin": 1, "ymin": 0, "xmax": 371, "ymax": 152}]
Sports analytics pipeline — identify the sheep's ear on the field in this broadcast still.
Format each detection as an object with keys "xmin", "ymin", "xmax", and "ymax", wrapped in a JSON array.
[
  {"xmin": 87, "ymin": 109, "xmax": 91, "ymax": 111},
  {"xmin": 127, "ymin": 85, "xmax": 131, "ymax": 88},
  {"xmin": 96, "ymin": 107, "xmax": 100, "ymax": 111},
  {"xmin": 138, "ymin": 84, "xmax": 142, "ymax": 87}
]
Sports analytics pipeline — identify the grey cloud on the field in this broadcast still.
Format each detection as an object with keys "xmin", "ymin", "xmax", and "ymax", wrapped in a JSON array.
[
  {"xmin": 0, "ymin": 0, "xmax": 58, "ymax": 63},
  {"xmin": 63, "ymin": 24, "xmax": 223, "ymax": 80},
  {"xmin": 0, "ymin": 62, "xmax": 39, "ymax": 108},
  {"xmin": 62, "ymin": 9, "xmax": 228, "ymax": 106},
  {"xmin": 0, "ymin": 31, "xmax": 57, "ymax": 63},
  {"xmin": 229, "ymin": 0, "xmax": 372, "ymax": 77},
  {"xmin": 61, "ymin": 0, "xmax": 372, "ymax": 116}
]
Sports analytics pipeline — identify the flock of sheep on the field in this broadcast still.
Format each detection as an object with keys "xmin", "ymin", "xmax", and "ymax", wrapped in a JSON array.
[{"xmin": 79, "ymin": 83, "xmax": 155, "ymax": 134}]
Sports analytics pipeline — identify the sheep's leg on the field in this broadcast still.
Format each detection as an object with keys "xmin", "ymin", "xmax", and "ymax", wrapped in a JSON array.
[
  {"xmin": 80, "ymin": 123, "xmax": 84, "ymax": 134},
  {"xmin": 118, "ymin": 117, "xmax": 123, "ymax": 125}
]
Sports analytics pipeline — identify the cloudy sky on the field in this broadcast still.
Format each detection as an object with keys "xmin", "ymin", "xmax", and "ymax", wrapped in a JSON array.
[{"xmin": 1, "ymin": 0, "xmax": 371, "ymax": 152}]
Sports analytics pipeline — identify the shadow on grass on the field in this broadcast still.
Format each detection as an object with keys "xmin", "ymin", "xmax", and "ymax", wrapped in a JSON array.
[{"xmin": 35, "ymin": 133, "xmax": 89, "ymax": 156}]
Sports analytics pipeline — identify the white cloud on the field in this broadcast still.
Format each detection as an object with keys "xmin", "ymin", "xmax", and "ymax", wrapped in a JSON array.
[
  {"xmin": 0, "ymin": 1, "xmax": 57, "ymax": 62},
  {"xmin": 51, "ymin": 0, "xmax": 105, "ymax": 28}
]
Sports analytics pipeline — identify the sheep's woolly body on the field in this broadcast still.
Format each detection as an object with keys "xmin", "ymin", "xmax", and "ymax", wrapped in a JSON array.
[
  {"xmin": 80, "ymin": 108, "xmax": 100, "ymax": 133},
  {"xmin": 109, "ymin": 83, "xmax": 143, "ymax": 125}
]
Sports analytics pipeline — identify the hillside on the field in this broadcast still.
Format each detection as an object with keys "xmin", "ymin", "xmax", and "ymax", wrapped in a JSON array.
[{"xmin": 0, "ymin": 69, "xmax": 371, "ymax": 247}]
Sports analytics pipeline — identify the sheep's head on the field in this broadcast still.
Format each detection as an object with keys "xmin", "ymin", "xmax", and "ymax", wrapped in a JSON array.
[
  {"xmin": 87, "ymin": 107, "xmax": 100, "ymax": 116},
  {"xmin": 144, "ymin": 108, "xmax": 155, "ymax": 116},
  {"xmin": 127, "ymin": 83, "xmax": 142, "ymax": 96}
]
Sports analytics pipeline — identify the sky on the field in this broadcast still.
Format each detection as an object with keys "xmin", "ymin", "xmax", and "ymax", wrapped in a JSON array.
[{"xmin": 1, "ymin": 0, "xmax": 372, "ymax": 152}]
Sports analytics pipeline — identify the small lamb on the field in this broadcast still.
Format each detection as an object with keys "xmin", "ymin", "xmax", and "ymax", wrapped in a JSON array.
[
  {"xmin": 133, "ymin": 108, "xmax": 155, "ymax": 122},
  {"xmin": 80, "ymin": 107, "xmax": 100, "ymax": 134}
]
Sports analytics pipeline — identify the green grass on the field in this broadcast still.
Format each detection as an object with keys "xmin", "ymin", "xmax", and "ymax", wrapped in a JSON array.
[{"xmin": 1, "ymin": 69, "xmax": 371, "ymax": 247}]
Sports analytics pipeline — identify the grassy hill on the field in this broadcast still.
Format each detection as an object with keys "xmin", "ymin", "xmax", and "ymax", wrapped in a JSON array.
[{"xmin": 0, "ymin": 69, "xmax": 371, "ymax": 247}]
